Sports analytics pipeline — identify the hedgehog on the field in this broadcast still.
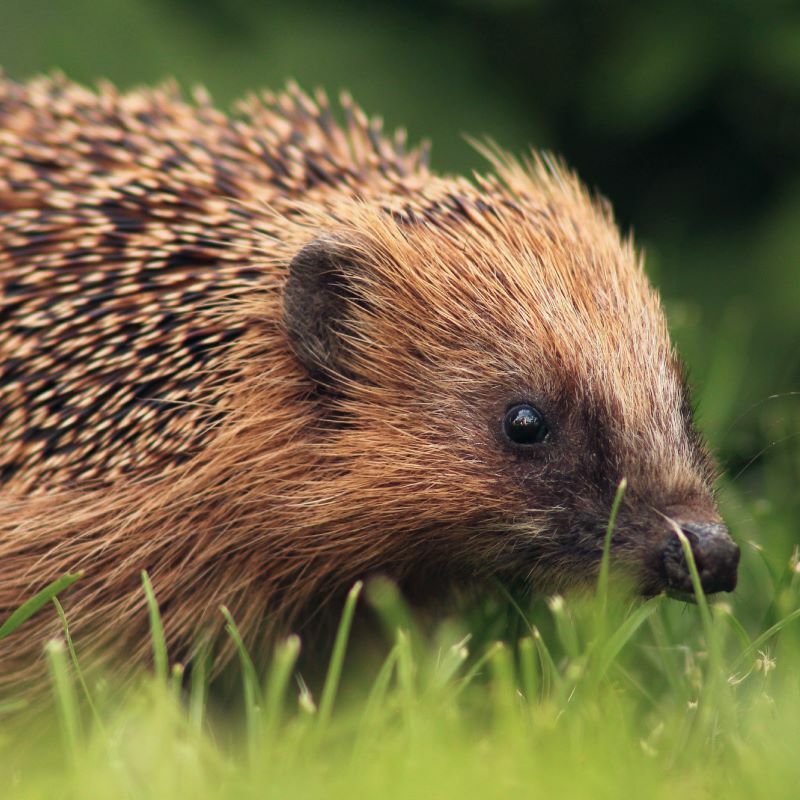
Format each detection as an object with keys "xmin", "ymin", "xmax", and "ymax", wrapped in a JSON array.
[{"xmin": 0, "ymin": 73, "xmax": 739, "ymax": 684}]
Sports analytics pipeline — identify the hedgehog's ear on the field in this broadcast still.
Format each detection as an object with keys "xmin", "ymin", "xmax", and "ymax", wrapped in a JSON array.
[{"xmin": 283, "ymin": 236, "xmax": 365, "ymax": 386}]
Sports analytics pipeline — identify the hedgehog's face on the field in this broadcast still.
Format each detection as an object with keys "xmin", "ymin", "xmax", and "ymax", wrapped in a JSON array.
[
  {"xmin": 282, "ymin": 192, "xmax": 739, "ymax": 600},
  {"xmin": 478, "ymin": 392, "xmax": 739, "ymax": 600}
]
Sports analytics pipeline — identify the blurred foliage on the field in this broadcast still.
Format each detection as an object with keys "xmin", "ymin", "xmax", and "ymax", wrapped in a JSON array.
[{"xmin": 1, "ymin": 0, "xmax": 798, "ymax": 510}]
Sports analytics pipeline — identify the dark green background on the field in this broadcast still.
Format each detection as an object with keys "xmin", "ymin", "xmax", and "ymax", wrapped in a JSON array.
[{"xmin": 2, "ymin": 0, "xmax": 798, "ymax": 493}]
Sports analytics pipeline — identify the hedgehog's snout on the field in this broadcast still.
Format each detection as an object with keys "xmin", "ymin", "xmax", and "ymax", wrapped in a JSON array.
[{"xmin": 660, "ymin": 520, "xmax": 740, "ymax": 596}]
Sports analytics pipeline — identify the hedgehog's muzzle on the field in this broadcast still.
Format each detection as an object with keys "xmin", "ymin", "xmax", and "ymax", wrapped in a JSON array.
[{"xmin": 659, "ymin": 520, "xmax": 740, "ymax": 597}]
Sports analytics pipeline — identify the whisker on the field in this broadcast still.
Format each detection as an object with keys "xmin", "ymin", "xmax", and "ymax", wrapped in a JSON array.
[
  {"xmin": 730, "ymin": 432, "xmax": 800, "ymax": 484},
  {"xmin": 720, "ymin": 391, "xmax": 800, "ymax": 441}
]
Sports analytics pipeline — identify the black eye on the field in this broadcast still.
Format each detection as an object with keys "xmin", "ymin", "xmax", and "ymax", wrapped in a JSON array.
[{"xmin": 503, "ymin": 404, "xmax": 549, "ymax": 446}]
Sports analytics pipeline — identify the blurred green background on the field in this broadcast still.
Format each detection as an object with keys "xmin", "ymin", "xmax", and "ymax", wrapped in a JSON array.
[{"xmin": 1, "ymin": 0, "xmax": 798, "ymax": 524}]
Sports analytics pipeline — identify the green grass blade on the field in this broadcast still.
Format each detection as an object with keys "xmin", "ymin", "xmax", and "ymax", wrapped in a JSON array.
[
  {"xmin": 263, "ymin": 634, "xmax": 302, "ymax": 737},
  {"xmin": 548, "ymin": 594, "xmax": 580, "ymax": 659},
  {"xmin": 492, "ymin": 579, "xmax": 535, "ymax": 636},
  {"xmin": 595, "ymin": 598, "xmax": 661, "ymax": 679},
  {"xmin": 365, "ymin": 577, "xmax": 422, "ymax": 650},
  {"xmin": 597, "ymin": 478, "xmax": 627, "ymax": 618},
  {"xmin": 672, "ymin": 524, "xmax": 736, "ymax": 744},
  {"xmin": 0, "ymin": 572, "xmax": 82, "ymax": 640},
  {"xmin": 489, "ymin": 642, "xmax": 518, "ymax": 731},
  {"xmin": 720, "ymin": 605, "xmax": 753, "ymax": 651},
  {"xmin": 359, "ymin": 642, "xmax": 400, "ymax": 728},
  {"xmin": 46, "ymin": 639, "xmax": 82, "ymax": 766},
  {"xmin": 454, "ymin": 640, "xmax": 504, "ymax": 696},
  {"xmin": 532, "ymin": 625, "xmax": 559, "ymax": 698},
  {"xmin": 53, "ymin": 597, "xmax": 103, "ymax": 730},
  {"xmin": 673, "ymin": 528, "xmax": 714, "ymax": 642},
  {"xmin": 352, "ymin": 643, "xmax": 401, "ymax": 759},
  {"xmin": 171, "ymin": 662, "xmax": 185, "ymax": 695},
  {"xmin": 394, "ymin": 629, "xmax": 417, "ymax": 730},
  {"xmin": 734, "ymin": 604, "xmax": 800, "ymax": 669},
  {"xmin": 518, "ymin": 636, "xmax": 539, "ymax": 704},
  {"xmin": 317, "ymin": 581, "xmax": 363, "ymax": 732},
  {"xmin": 189, "ymin": 646, "xmax": 209, "ymax": 734},
  {"xmin": 431, "ymin": 635, "xmax": 470, "ymax": 690},
  {"xmin": 220, "ymin": 606, "xmax": 262, "ymax": 737},
  {"xmin": 141, "ymin": 570, "xmax": 168, "ymax": 682}
]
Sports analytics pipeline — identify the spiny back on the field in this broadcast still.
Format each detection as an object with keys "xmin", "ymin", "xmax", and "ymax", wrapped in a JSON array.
[{"xmin": 0, "ymin": 75, "xmax": 428, "ymax": 493}]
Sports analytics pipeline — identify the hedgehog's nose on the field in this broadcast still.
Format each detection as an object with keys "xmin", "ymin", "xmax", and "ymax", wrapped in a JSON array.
[{"xmin": 661, "ymin": 521, "xmax": 740, "ymax": 595}]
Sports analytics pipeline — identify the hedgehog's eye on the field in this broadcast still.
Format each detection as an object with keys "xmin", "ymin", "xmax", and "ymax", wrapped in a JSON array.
[{"xmin": 503, "ymin": 404, "xmax": 549, "ymax": 446}]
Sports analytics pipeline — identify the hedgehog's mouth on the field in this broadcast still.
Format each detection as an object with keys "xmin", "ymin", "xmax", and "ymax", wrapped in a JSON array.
[
  {"xmin": 664, "ymin": 588, "xmax": 699, "ymax": 604},
  {"xmin": 638, "ymin": 583, "xmax": 700, "ymax": 603},
  {"xmin": 639, "ymin": 569, "xmax": 737, "ymax": 604}
]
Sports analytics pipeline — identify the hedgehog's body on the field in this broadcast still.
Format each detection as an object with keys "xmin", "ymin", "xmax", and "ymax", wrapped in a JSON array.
[{"xmin": 0, "ymin": 75, "xmax": 738, "ymax": 685}]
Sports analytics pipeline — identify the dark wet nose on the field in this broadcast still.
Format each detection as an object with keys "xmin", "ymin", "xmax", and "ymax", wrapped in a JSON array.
[{"xmin": 661, "ymin": 521, "xmax": 740, "ymax": 595}]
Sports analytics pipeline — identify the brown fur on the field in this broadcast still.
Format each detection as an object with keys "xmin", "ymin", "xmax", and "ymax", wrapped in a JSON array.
[{"xmin": 0, "ymin": 74, "xmax": 719, "ymax": 687}]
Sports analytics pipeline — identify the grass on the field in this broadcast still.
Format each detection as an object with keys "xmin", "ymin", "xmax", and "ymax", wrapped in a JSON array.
[
  {"xmin": 2, "ymin": 328, "xmax": 799, "ymax": 799},
  {"xmin": 2, "ymin": 487, "xmax": 799, "ymax": 799}
]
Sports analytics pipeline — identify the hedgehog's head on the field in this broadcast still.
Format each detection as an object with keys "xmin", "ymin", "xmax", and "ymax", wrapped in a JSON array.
[{"xmin": 281, "ymin": 156, "xmax": 738, "ymax": 600}]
